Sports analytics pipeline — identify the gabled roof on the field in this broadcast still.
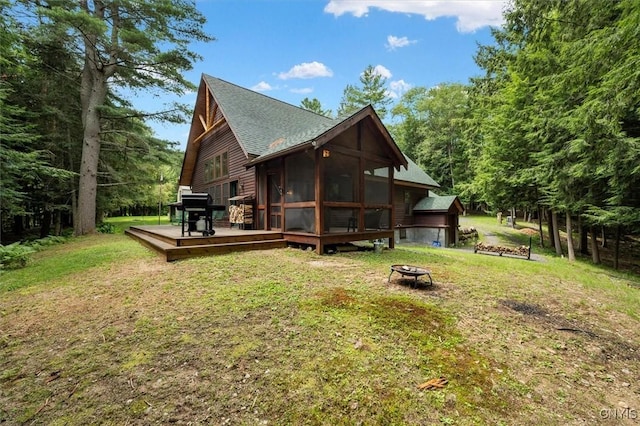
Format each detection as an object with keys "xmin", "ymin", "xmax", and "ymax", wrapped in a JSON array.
[
  {"xmin": 414, "ymin": 195, "xmax": 464, "ymax": 213},
  {"xmin": 181, "ymin": 74, "xmax": 443, "ymax": 186},
  {"xmin": 396, "ymin": 156, "xmax": 440, "ymax": 188},
  {"xmin": 249, "ymin": 104, "xmax": 407, "ymax": 168},
  {"xmin": 369, "ymin": 154, "xmax": 439, "ymax": 188},
  {"xmin": 202, "ymin": 75, "xmax": 336, "ymax": 157}
]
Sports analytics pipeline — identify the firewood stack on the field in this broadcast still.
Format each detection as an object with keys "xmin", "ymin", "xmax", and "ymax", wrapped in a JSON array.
[
  {"xmin": 459, "ymin": 226, "xmax": 478, "ymax": 242},
  {"xmin": 474, "ymin": 241, "xmax": 529, "ymax": 257},
  {"xmin": 229, "ymin": 204, "xmax": 253, "ymax": 224}
]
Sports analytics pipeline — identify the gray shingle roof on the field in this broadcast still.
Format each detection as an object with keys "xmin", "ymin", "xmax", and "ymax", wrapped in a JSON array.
[
  {"xmin": 371, "ymin": 155, "xmax": 439, "ymax": 188},
  {"xmin": 201, "ymin": 74, "xmax": 440, "ymax": 188},
  {"xmin": 414, "ymin": 195, "xmax": 459, "ymax": 211},
  {"xmin": 396, "ymin": 156, "xmax": 440, "ymax": 188},
  {"xmin": 203, "ymin": 75, "xmax": 335, "ymax": 156}
]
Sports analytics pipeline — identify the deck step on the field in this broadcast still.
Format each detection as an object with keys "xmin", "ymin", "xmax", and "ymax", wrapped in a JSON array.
[
  {"xmin": 125, "ymin": 228, "xmax": 288, "ymax": 261},
  {"xmin": 125, "ymin": 228, "xmax": 174, "ymax": 257},
  {"xmin": 165, "ymin": 239, "xmax": 288, "ymax": 261}
]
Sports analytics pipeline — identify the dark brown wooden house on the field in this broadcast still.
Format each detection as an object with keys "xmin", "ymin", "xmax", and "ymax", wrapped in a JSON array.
[{"xmin": 178, "ymin": 75, "xmax": 462, "ymax": 253}]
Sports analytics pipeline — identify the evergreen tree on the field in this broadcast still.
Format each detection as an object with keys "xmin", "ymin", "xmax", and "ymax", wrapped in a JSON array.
[
  {"xmin": 22, "ymin": 0, "xmax": 214, "ymax": 235},
  {"xmin": 337, "ymin": 65, "xmax": 392, "ymax": 120},
  {"xmin": 300, "ymin": 97, "xmax": 332, "ymax": 117}
]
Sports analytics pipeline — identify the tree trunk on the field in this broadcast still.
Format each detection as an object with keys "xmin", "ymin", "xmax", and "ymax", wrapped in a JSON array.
[
  {"xmin": 547, "ymin": 208, "xmax": 555, "ymax": 249},
  {"xmin": 54, "ymin": 210, "xmax": 62, "ymax": 236},
  {"xmin": 566, "ymin": 211, "xmax": 575, "ymax": 261},
  {"xmin": 75, "ymin": 20, "xmax": 114, "ymax": 235},
  {"xmin": 601, "ymin": 226, "xmax": 607, "ymax": 248},
  {"xmin": 579, "ymin": 218, "xmax": 589, "ymax": 255},
  {"xmin": 590, "ymin": 226, "xmax": 601, "ymax": 264},
  {"xmin": 552, "ymin": 211, "xmax": 562, "ymax": 256},
  {"xmin": 511, "ymin": 207, "xmax": 516, "ymax": 228},
  {"xmin": 537, "ymin": 203, "xmax": 544, "ymax": 248},
  {"xmin": 76, "ymin": 73, "xmax": 107, "ymax": 235},
  {"xmin": 75, "ymin": 0, "xmax": 115, "ymax": 236},
  {"xmin": 614, "ymin": 225, "xmax": 621, "ymax": 270},
  {"xmin": 40, "ymin": 210, "xmax": 52, "ymax": 238}
]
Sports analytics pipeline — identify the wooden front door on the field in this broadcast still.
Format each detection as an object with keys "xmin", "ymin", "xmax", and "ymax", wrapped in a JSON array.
[{"xmin": 268, "ymin": 172, "xmax": 282, "ymax": 230}]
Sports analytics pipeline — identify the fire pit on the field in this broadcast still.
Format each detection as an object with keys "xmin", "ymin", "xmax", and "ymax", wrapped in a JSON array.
[{"xmin": 388, "ymin": 264, "xmax": 433, "ymax": 288}]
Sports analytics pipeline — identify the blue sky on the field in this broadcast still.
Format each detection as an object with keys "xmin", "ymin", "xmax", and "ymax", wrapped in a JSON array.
[{"xmin": 143, "ymin": 0, "xmax": 508, "ymax": 149}]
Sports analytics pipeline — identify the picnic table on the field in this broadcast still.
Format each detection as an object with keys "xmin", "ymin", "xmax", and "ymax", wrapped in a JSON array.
[{"xmin": 388, "ymin": 264, "xmax": 433, "ymax": 288}]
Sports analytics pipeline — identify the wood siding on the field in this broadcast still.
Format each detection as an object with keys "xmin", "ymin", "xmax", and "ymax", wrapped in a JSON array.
[
  {"xmin": 191, "ymin": 124, "xmax": 256, "ymax": 224},
  {"xmin": 393, "ymin": 185, "xmax": 429, "ymax": 226},
  {"xmin": 414, "ymin": 214, "xmax": 449, "ymax": 227}
]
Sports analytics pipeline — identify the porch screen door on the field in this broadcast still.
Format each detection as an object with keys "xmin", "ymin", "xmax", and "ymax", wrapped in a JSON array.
[{"xmin": 268, "ymin": 172, "xmax": 282, "ymax": 230}]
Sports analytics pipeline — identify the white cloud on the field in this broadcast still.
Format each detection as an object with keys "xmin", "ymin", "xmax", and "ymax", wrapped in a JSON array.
[
  {"xmin": 372, "ymin": 64, "xmax": 392, "ymax": 79},
  {"xmin": 324, "ymin": 0, "xmax": 507, "ymax": 33},
  {"xmin": 291, "ymin": 87, "xmax": 314, "ymax": 94},
  {"xmin": 251, "ymin": 81, "xmax": 274, "ymax": 92},
  {"xmin": 386, "ymin": 35, "xmax": 417, "ymax": 50},
  {"xmin": 278, "ymin": 61, "xmax": 334, "ymax": 80},
  {"xmin": 388, "ymin": 79, "xmax": 411, "ymax": 98}
]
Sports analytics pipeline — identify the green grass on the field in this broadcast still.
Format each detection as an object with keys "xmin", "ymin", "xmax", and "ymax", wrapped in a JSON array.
[
  {"xmin": 0, "ymin": 234, "xmax": 155, "ymax": 293},
  {"xmin": 1, "ymin": 215, "xmax": 639, "ymax": 425},
  {"xmin": 104, "ymin": 215, "xmax": 171, "ymax": 233}
]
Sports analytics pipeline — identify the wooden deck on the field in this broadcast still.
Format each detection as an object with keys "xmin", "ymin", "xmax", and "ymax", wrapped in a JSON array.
[
  {"xmin": 126, "ymin": 224, "xmax": 393, "ymax": 261},
  {"xmin": 125, "ymin": 225, "xmax": 287, "ymax": 261}
]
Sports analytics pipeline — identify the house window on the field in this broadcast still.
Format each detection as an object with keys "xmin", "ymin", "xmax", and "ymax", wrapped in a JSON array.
[
  {"xmin": 207, "ymin": 182, "xmax": 230, "ymax": 212},
  {"xmin": 204, "ymin": 151, "xmax": 229, "ymax": 183},
  {"xmin": 404, "ymin": 191, "xmax": 413, "ymax": 215},
  {"xmin": 222, "ymin": 152, "xmax": 228, "ymax": 176},
  {"xmin": 204, "ymin": 161, "xmax": 214, "ymax": 182}
]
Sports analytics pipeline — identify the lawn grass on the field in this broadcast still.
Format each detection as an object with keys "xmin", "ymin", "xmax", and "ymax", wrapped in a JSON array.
[
  {"xmin": 1, "ymin": 216, "xmax": 639, "ymax": 425},
  {"xmin": 104, "ymin": 215, "xmax": 171, "ymax": 234}
]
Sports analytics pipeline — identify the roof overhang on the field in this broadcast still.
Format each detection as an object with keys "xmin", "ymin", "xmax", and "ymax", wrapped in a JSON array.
[{"xmin": 246, "ymin": 105, "xmax": 407, "ymax": 169}]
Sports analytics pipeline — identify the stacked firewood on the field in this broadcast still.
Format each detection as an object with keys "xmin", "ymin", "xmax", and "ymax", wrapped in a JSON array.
[
  {"xmin": 475, "ymin": 241, "xmax": 529, "ymax": 257},
  {"xmin": 229, "ymin": 204, "xmax": 253, "ymax": 224},
  {"xmin": 459, "ymin": 226, "xmax": 478, "ymax": 241}
]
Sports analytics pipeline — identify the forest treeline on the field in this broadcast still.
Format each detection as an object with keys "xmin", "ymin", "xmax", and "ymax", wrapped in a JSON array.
[
  {"xmin": 1, "ymin": 0, "xmax": 638, "ymax": 267},
  {"xmin": 0, "ymin": 0, "xmax": 211, "ymax": 242},
  {"xmin": 356, "ymin": 0, "xmax": 639, "ymax": 266}
]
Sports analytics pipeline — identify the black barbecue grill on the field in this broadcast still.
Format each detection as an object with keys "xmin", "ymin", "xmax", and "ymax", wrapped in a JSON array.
[{"xmin": 176, "ymin": 193, "xmax": 225, "ymax": 237}]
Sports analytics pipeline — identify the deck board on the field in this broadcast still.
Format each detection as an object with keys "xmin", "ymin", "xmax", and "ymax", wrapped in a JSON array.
[{"xmin": 125, "ymin": 225, "xmax": 287, "ymax": 261}]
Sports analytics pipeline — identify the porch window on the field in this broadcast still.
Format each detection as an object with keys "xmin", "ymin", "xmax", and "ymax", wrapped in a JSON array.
[
  {"xmin": 364, "ymin": 161, "xmax": 390, "ymax": 204},
  {"xmin": 324, "ymin": 207, "xmax": 358, "ymax": 233},
  {"xmin": 323, "ymin": 152, "xmax": 359, "ymax": 202},
  {"xmin": 285, "ymin": 151, "xmax": 314, "ymax": 202},
  {"xmin": 364, "ymin": 208, "xmax": 390, "ymax": 230},
  {"xmin": 285, "ymin": 208, "xmax": 315, "ymax": 233}
]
